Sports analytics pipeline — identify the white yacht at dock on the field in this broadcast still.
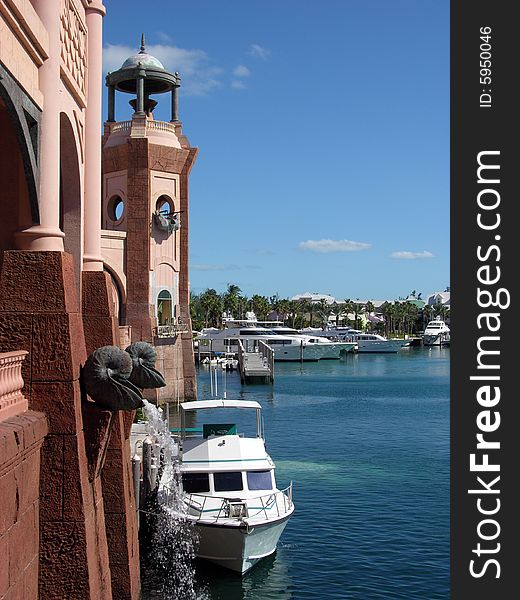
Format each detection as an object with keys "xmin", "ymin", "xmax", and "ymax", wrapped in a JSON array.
[
  {"xmin": 422, "ymin": 318, "xmax": 450, "ymax": 346},
  {"xmin": 163, "ymin": 399, "xmax": 294, "ymax": 574},
  {"xmin": 196, "ymin": 314, "xmax": 355, "ymax": 361},
  {"xmin": 302, "ymin": 327, "xmax": 410, "ymax": 353}
]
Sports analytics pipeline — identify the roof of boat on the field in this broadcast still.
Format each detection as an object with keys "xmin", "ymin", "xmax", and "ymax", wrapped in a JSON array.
[{"xmin": 180, "ymin": 399, "xmax": 262, "ymax": 411}]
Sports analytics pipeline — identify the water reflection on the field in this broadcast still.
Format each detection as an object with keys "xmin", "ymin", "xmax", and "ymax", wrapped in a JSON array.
[{"xmin": 194, "ymin": 549, "xmax": 294, "ymax": 600}]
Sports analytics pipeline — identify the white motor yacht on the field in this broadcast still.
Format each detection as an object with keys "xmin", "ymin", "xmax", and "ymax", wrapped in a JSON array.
[
  {"xmin": 345, "ymin": 331, "xmax": 410, "ymax": 353},
  {"xmin": 167, "ymin": 399, "xmax": 294, "ymax": 574},
  {"xmin": 267, "ymin": 324, "xmax": 356, "ymax": 358},
  {"xmin": 196, "ymin": 318, "xmax": 330, "ymax": 361},
  {"xmin": 422, "ymin": 319, "xmax": 450, "ymax": 346},
  {"xmin": 307, "ymin": 327, "xmax": 410, "ymax": 353}
]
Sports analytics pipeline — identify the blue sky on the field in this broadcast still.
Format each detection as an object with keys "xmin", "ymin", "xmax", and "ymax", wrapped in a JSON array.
[{"xmin": 103, "ymin": 0, "xmax": 449, "ymax": 301}]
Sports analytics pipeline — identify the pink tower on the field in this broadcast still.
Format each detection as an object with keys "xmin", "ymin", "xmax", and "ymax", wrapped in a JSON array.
[{"xmin": 101, "ymin": 37, "xmax": 198, "ymax": 403}]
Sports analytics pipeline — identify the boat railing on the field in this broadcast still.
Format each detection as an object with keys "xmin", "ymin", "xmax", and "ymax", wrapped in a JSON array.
[{"xmin": 184, "ymin": 483, "xmax": 293, "ymax": 522}]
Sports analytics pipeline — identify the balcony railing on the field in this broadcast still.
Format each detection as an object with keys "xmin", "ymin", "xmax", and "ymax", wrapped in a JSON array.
[
  {"xmin": 109, "ymin": 119, "xmax": 177, "ymax": 136},
  {"xmin": 0, "ymin": 350, "xmax": 29, "ymax": 422},
  {"xmin": 154, "ymin": 324, "xmax": 190, "ymax": 339},
  {"xmin": 147, "ymin": 120, "xmax": 177, "ymax": 134}
]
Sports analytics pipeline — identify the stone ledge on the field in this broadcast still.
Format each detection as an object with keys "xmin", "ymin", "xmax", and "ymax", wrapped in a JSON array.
[{"xmin": 0, "ymin": 411, "xmax": 48, "ymax": 474}]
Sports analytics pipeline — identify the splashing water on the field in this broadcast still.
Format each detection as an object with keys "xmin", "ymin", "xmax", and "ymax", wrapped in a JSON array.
[{"xmin": 141, "ymin": 399, "xmax": 209, "ymax": 600}]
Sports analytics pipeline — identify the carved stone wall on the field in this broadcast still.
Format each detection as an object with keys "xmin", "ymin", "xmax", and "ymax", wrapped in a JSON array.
[{"xmin": 60, "ymin": 0, "xmax": 87, "ymax": 106}]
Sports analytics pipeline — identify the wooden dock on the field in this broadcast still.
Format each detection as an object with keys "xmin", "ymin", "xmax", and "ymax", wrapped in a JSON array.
[{"xmin": 237, "ymin": 339, "xmax": 274, "ymax": 384}]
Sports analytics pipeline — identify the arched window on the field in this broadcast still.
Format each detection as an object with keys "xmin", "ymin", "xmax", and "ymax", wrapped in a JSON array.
[{"xmin": 157, "ymin": 290, "xmax": 173, "ymax": 325}]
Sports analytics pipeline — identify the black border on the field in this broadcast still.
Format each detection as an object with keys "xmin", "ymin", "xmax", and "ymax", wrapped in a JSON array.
[{"xmin": 451, "ymin": 2, "xmax": 516, "ymax": 597}]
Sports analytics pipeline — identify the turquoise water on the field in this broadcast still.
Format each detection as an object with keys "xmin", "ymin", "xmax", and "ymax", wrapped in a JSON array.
[{"xmin": 145, "ymin": 347, "xmax": 450, "ymax": 599}]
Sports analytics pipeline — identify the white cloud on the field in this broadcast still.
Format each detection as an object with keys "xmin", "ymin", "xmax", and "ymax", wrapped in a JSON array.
[
  {"xmin": 103, "ymin": 43, "xmax": 222, "ymax": 96},
  {"xmin": 390, "ymin": 250, "xmax": 435, "ymax": 259},
  {"xmin": 299, "ymin": 239, "xmax": 372, "ymax": 253},
  {"xmin": 248, "ymin": 43, "xmax": 270, "ymax": 59},
  {"xmin": 155, "ymin": 32, "xmax": 173, "ymax": 43},
  {"xmin": 233, "ymin": 64, "xmax": 251, "ymax": 77},
  {"xmin": 231, "ymin": 80, "xmax": 246, "ymax": 90},
  {"xmin": 191, "ymin": 264, "xmax": 227, "ymax": 271},
  {"xmin": 191, "ymin": 263, "xmax": 259, "ymax": 271}
]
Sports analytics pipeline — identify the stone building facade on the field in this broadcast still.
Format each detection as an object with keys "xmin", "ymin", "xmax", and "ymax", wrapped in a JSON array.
[{"xmin": 0, "ymin": 1, "xmax": 199, "ymax": 598}]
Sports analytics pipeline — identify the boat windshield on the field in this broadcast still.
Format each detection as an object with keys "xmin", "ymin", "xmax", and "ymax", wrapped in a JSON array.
[
  {"xmin": 273, "ymin": 328, "xmax": 299, "ymax": 335},
  {"xmin": 214, "ymin": 471, "xmax": 243, "ymax": 492},
  {"xmin": 239, "ymin": 329, "xmax": 272, "ymax": 336},
  {"xmin": 182, "ymin": 472, "xmax": 210, "ymax": 493}
]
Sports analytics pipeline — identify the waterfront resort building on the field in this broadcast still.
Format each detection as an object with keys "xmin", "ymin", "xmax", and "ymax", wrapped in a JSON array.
[{"xmin": 1, "ymin": 2, "xmax": 195, "ymax": 598}]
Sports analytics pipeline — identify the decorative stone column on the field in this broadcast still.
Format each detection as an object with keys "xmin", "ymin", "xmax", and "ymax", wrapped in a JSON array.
[
  {"xmin": 15, "ymin": 0, "xmax": 64, "ymax": 251},
  {"xmin": 83, "ymin": 1, "xmax": 106, "ymax": 272}
]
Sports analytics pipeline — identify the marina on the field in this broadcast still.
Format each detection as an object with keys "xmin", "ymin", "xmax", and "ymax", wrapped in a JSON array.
[
  {"xmin": 141, "ymin": 346, "xmax": 449, "ymax": 599},
  {"xmin": 0, "ymin": 2, "xmax": 451, "ymax": 598}
]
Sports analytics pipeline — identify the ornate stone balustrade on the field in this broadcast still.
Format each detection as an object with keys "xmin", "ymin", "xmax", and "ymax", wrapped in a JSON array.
[
  {"xmin": 0, "ymin": 350, "xmax": 29, "ymax": 422},
  {"xmin": 105, "ymin": 117, "xmax": 181, "ymax": 149},
  {"xmin": 111, "ymin": 120, "xmax": 132, "ymax": 133},
  {"xmin": 147, "ymin": 120, "xmax": 177, "ymax": 134}
]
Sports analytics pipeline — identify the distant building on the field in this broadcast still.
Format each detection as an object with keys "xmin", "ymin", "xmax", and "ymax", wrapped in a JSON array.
[
  {"xmin": 405, "ymin": 294, "xmax": 426, "ymax": 309},
  {"xmin": 427, "ymin": 291, "xmax": 451, "ymax": 306},
  {"xmin": 291, "ymin": 292, "xmax": 336, "ymax": 304}
]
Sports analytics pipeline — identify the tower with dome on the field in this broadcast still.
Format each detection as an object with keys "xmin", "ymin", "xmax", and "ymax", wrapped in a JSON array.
[{"xmin": 101, "ymin": 36, "xmax": 198, "ymax": 403}]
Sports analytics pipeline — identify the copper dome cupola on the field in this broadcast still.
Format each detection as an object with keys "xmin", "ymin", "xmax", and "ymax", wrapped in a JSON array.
[{"xmin": 106, "ymin": 34, "xmax": 181, "ymax": 122}]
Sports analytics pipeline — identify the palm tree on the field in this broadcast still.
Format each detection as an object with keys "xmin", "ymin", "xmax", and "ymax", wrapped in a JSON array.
[
  {"xmin": 403, "ymin": 302, "xmax": 419, "ymax": 336},
  {"xmin": 222, "ymin": 283, "xmax": 241, "ymax": 318},
  {"xmin": 250, "ymin": 294, "xmax": 270, "ymax": 321},
  {"xmin": 275, "ymin": 298, "xmax": 291, "ymax": 324},
  {"xmin": 365, "ymin": 301, "xmax": 375, "ymax": 332},
  {"xmin": 199, "ymin": 288, "xmax": 223, "ymax": 328},
  {"xmin": 422, "ymin": 304, "xmax": 434, "ymax": 331},
  {"xmin": 381, "ymin": 301, "xmax": 394, "ymax": 337},
  {"xmin": 236, "ymin": 294, "xmax": 249, "ymax": 320},
  {"xmin": 287, "ymin": 300, "xmax": 300, "ymax": 328},
  {"xmin": 331, "ymin": 301, "xmax": 341, "ymax": 326},
  {"xmin": 316, "ymin": 300, "xmax": 332, "ymax": 328},
  {"xmin": 352, "ymin": 302, "xmax": 365, "ymax": 330},
  {"xmin": 342, "ymin": 299, "xmax": 354, "ymax": 327},
  {"xmin": 436, "ymin": 302, "xmax": 450, "ymax": 322}
]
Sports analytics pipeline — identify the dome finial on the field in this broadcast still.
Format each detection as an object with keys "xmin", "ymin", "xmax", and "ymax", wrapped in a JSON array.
[{"xmin": 140, "ymin": 33, "xmax": 146, "ymax": 53}]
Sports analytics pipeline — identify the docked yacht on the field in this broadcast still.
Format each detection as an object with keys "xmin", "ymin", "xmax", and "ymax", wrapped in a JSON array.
[
  {"xmin": 267, "ymin": 324, "xmax": 356, "ymax": 358},
  {"xmin": 169, "ymin": 399, "xmax": 294, "ymax": 574},
  {"xmin": 196, "ymin": 316, "xmax": 353, "ymax": 361},
  {"xmin": 422, "ymin": 319, "xmax": 450, "ymax": 346},
  {"xmin": 305, "ymin": 327, "xmax": 410, "ymax": 353}
]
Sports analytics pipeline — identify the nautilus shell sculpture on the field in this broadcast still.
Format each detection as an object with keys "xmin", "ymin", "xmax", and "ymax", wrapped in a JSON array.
[
  {"xmin": 125, "ymin": 342, "xmax": 167, "ymax": 390},
  {"xmin": 82, "ymin": 342, "xmax": 165, "ymax": 411}
]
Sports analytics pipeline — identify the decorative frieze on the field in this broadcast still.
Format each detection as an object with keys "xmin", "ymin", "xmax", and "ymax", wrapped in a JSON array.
[{"xmin": 60, "ymin": 0, "xmax": 87, "ymax": 104}]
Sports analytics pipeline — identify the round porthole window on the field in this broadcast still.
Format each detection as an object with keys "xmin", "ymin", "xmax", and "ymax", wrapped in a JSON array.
[{"xmin": 108, "ymin": 195, "xmax": 125, "ymax": 222}]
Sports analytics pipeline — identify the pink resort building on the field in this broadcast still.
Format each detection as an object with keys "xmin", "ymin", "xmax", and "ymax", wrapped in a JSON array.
[{"xmin": 1, "ymin": 2, "xmax": 196, "ymax": 598}]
